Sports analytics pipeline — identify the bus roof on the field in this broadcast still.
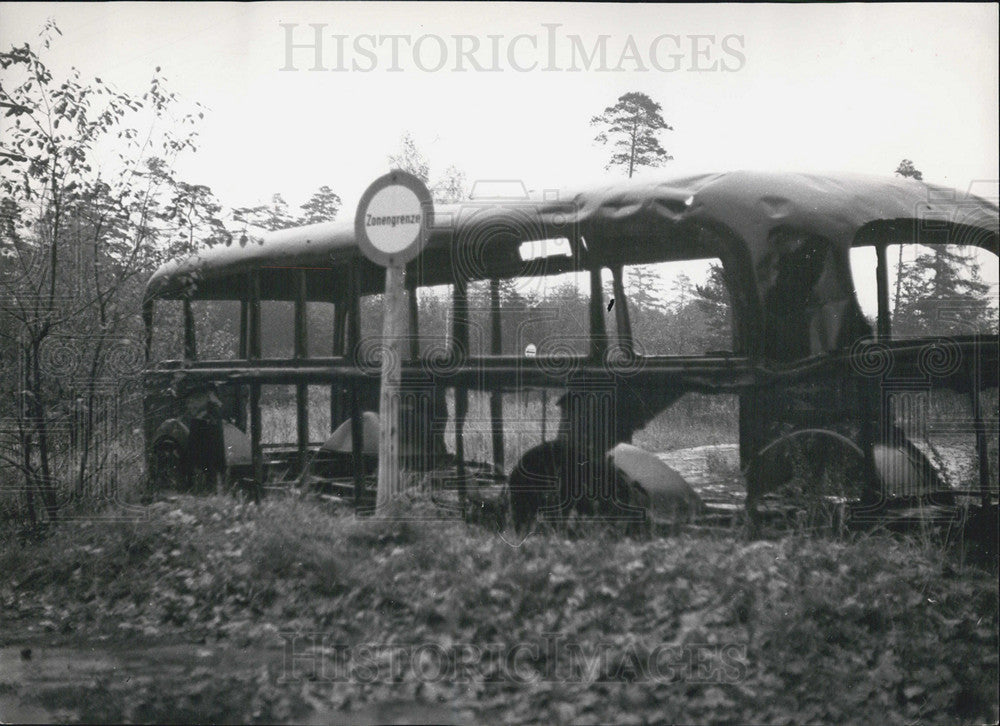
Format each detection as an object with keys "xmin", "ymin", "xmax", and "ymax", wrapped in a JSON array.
[{"xmin": 145, "ymin": 170, "xmax": 998, "ymax": 302}]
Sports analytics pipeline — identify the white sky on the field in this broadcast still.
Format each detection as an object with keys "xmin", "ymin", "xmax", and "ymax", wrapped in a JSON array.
[{"xmin": 2, "ymin": 2, "xmax": 998, "ymax": 309}]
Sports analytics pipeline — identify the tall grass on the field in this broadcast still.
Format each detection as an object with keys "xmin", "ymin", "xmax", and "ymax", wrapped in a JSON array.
[
  {"xmin": 2, "ymin": 495, "xmax": 996, "ymax": 724},
  {"xmin": 259, "ymin": 386, "xmax": 332, "ymax": 445}
]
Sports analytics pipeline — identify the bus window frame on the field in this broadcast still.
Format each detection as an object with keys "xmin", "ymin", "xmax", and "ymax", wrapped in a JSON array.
[{"xmin": 852, "ymin": 221, "xmax": 1000, "ymax": 343}]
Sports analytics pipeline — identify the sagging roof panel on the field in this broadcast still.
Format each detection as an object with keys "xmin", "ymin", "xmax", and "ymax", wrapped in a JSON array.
[{"xmin": 145, "ymin": 170, "xmax": 999, "ymax": 302}]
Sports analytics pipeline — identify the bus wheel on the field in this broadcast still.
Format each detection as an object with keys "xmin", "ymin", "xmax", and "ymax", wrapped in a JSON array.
[
  {"xmin": 151, "ymin": 438, "xmax": 189, "ymax": 492},
  {"xmin": 746, "ymin": 430, "xmax": 870, "ymax": 536}
]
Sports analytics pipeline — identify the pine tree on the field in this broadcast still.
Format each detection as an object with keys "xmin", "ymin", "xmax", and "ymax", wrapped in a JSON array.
[
  {"xmin": 670, "ymin": 272, "xmax": 693, "ymax": 311},
  {"xmin": 299, "ymin": 185, "xmax": 341, "ymax": 224},
  {"xmin": 625, "ymin": 265, "xmax": 665, "ymax": 314},
  {"xmin": 894, "ymin": 245, "xmax": 994, "ymax": 336},
  {"xmin": 233, "ymin": 193, "xmax": 296, "ymax": 231},
  {"xmin": 891, "ymin": 160, "xmax": 995, "ymax": 336},
  {"xmin": 624, "ymin": 265, "xmax": 670, "ymax": 353},
  {"xmin": 694, "ymin": 264, "xmax": 733, "ymax": 351},
  {"xmin": 591, "ymin": 92, "xmax": 673, "ymax": 178}
]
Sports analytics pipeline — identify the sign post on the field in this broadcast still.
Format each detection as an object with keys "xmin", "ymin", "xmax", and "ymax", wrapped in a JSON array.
[{"xmin": 355, "ymin": 171, "xmax": 433, "ymax": 512}]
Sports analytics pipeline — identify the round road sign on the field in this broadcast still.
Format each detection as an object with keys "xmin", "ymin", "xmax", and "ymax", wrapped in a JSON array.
[{"xmin": 354, "ymin": 170, "xmax": 434, "ymax": 267}]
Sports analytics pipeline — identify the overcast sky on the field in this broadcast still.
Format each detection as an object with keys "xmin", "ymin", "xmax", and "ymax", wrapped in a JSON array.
[
  {"xmin": 1, "ymin": 2, "xmax": 997, "ymax": 311},
  {"xmin": 2, "ymin": 2, "xmax": 997, "ymax": 212}
]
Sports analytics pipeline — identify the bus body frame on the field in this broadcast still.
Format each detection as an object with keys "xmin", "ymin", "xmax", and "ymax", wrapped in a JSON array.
[{"xmin": 141, "ymin": 171, "xmax": 999, "ymax": 521}]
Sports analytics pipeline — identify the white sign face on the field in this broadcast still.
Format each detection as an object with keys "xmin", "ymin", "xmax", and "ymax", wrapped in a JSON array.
[
  {"xmin": 363, "ymin": 185, "xmax": 424, "ymax": 255},
  {"xmin": 355, "ymin": 171, "xmax": 432, "ymax": 266}
]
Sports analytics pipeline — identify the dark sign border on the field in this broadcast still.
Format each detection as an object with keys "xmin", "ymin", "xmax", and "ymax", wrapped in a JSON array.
[{"xmin": 354, "ymin": 170, "xmax": 434, "ymax": 267}]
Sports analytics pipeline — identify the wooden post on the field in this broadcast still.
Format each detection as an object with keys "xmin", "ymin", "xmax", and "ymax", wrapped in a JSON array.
[
  {"xmin": 967, "ymin": 358, "xmax": 990, "ymax": 508},
  {"xmin": 295, "ymin": 384, "xmax": 310, "ymax": 470},
  {"xmin": 239, "ymin": 300, "xmax": 249, "ymax": 359},
  {"xmin": 250, "ymin": 383, "xmax": 262, "ymax": 488},
  {"xmin": 541, "ymin": 389, "xmax": 548, "ymax": 441},
  {"xmin": 333, "ymin": 300, "xmax": 346, "ymax": 356},
  {"xmin": 611, "ymin": 266, "xmax": 633, "ymax": 354},
  {"xmin": 376, "ymin": 264, "xmax": 409, "ymax": 510},
  {"xmin": 588, "ymin": 266, "xmax": 608, "ymax": 359},
  {"xmin": 248, "ymin": 272, "xmax": 262, "ymax": 360},
  {"xmin": 236, "ymin": 299, "xmax": 249, "ymax": 432},
  {"xmin": 248, "ymin": 272, "xmax": 263, "ymax": 487},
  {"xmin": 142, "ymin": 300, "xmax": 154, "ymax": 363},
  {"xmin": 331, "ymin": 296, "xmax": 347, "ymax": 431},
  {"xmin": 489, "ymin": 279, "xmax": 505, "ymax": 474},
  {"xmin": 859, "ymin": 377, "xmax": 879, "ymax": 508},
  {"xmin": 295, "ymin": 270, "xmax": 309, "ymax": 472},
  {"xmin": 452, "ymin": 276, "xmax": 469, "ymax": 503},
  {"xmin": 294, "ymin": 270, "xmax": 309, "ymax": 357},
  {"xmin": 408, "ymin": 279, "xmax": 421, "ymax": 360},
  {"xmin": 353, "ymin": 170, "xmax": 434, "ymax": 514},
  {"xmin": 875, "ymin": 244, "xmax": 891, "ymax": 341},
  {"xmin": 348, "ymin": 265, "xmax": 365, "ymax": 512},
  {"xmin": 183, "ymin": 299, "xmax": 196, "ymax": 361}
]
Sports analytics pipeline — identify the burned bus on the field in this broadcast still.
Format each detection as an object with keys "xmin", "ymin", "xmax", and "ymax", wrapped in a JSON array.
[{"xmin": 142, "ymin": 171, "xmax": 998, "ymax": 529}]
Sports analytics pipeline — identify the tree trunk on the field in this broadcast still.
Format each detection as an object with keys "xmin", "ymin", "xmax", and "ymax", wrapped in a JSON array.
[
  {"xmin": 20, "ymin": 426, "xmax": 37, "ymax": 526},
  {"xmin": 892, "ymin": 244, "xmax": 903, "ymax": 318},
  {"xmin": 30, "ymin": 338, "xmax": 59, "ymax": 521},
  {"xmin": 628, "ymin": 118, "xmax": 638, "ymax": 179},
  {"xmin": 77, "ymin": 337, "xmax": 106, "ymax": 497}
]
